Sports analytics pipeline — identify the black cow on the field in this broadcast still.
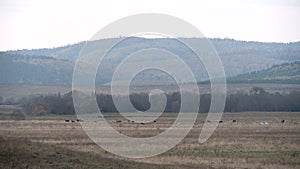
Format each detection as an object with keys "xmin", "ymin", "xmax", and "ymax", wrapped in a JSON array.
[{"xmin": 281, "ymin": 120, "xmax": 287, "ymax": 123}]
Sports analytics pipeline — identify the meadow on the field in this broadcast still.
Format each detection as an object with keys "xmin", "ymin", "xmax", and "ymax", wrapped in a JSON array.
[{"xmin": 0, "ymin": 112, "xmax": 299, "ymax": 169}]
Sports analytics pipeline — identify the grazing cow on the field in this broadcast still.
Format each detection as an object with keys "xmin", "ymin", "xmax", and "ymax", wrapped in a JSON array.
[
  {"xmin": 116, "ymin": 120, "xmax": 122, "ymax": 123},
  {"xmin": 153, "ymin": 120, "xmax": 157, "ymax": 123},
  {"xmin": 206, "ymin": 120, "xmax": 223, "ymax": 123},
  {"xmin": 140, "ymin": 122, "xmax": 145, "ymax": 125},
  {"xmin": 71, "ymin": 120, "xmax": 75, "ymax": 123},
  {"xmin": 232, "ymin": 120, "xmax": 237, "ymax": 123},
  {"xmin": 65, "ymin": 119, "xmax": 70, "ymax": 122},
  {"xmin": 76, "ymin": 119, "xmax": 83, "ymax": 122},
  {"xmin": 281, "ymin": 120, "xmax": 287, "ymax": 123}
]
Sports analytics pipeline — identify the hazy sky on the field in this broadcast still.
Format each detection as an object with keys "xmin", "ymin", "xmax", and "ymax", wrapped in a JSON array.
[{"xmin": 1, "ymin": 0, "xmax": 300, "ymax": 51}]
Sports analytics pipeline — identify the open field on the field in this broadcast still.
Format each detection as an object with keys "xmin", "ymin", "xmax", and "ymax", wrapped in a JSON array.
[{"xmin": 0, "ymin": 112, "xmax": 299, "ymax": 169}]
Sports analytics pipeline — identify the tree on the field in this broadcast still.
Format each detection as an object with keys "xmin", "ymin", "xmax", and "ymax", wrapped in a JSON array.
[
  {"xmin": 11, "ymin": 110, "xmax": 25, "ymax": 120},
  {"xmin": 250, "ymin": 86, "xmax": 266, "ymax": 95}
]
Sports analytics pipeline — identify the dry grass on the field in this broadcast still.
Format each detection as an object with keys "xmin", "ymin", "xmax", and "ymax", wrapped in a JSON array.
[{"xmin": 0, "ymin": 112, "xmax": 299, "ymax": 169}]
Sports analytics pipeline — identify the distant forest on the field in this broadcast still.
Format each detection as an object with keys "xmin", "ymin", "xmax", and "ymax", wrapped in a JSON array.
[
  {"xmin": 1, "ymin": 38, "xmax": 300, "ymax": 85},
  {"xmin": 1, "ymin": 87, "xmax": 298, "ymax": 115}
]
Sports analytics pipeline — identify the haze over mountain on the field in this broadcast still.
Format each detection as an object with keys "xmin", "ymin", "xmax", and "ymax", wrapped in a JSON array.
[{"xmin": 1, "ymin": 38, "xmax": 300, "ymax": 85}]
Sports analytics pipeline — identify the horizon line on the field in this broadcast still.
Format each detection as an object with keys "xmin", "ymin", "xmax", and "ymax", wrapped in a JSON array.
[{"xmin": 2, "ymin": 36, "xmax": 300, "ymax": 52}]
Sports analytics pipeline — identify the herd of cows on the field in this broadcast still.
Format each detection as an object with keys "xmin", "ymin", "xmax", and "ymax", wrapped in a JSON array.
[
  {"xmin": 64, "ymin": 118, "xmax": 288, "ymax": 125},
  {"xmin": 64, "ymin": 119, "xmax": 83, "ymax": 123}
]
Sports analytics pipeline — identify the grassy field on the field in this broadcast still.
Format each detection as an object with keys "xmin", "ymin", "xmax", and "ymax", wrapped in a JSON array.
[{"xmin": 0, "ymin": 112, "xmax": 299, "ymax": 169}]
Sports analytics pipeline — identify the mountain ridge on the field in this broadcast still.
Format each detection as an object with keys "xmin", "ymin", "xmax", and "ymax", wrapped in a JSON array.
[
  {"xmin": 6, "ymin": 38, "xmax": 300, "ymax": 61},
  {"xmin": 1, "ymin": 38, "xmax": 300, "ymax": 85}
]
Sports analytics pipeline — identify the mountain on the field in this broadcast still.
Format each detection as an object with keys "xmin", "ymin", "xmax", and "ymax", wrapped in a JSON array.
[
  {"xmin": 0, "ymin": 52, "xmax": 73, "ymax": 85},
  {"xmin": 1, "ymin": 38, "xmax": 300, "ymax": 85},
  {"xmin": 228, "ymin": 61, "xmax": 300, "ymax": 84},
  {"xmin": 8, "ymin": 38, "xmax": 300, "ymax": 62}
]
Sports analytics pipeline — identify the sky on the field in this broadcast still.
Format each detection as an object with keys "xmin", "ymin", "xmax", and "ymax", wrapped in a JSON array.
[{"xmin": 0, "ymin": 0, "xmax": 300, "ymax": 51}]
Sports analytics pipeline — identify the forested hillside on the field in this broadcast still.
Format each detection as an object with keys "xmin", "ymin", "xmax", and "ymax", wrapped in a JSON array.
[
  {"xmin": 228, "ymin": 61, "xmax": 300, "ymax": 84},
  {"xmin": 1, "ymin": 38, "xmax": 300, "ymax": 85},
  {"xmin": 0, "ymin": 53, "xmax": 73, "ymax": 85}
]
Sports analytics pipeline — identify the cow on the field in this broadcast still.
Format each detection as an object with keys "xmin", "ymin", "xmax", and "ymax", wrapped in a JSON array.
[
  {"xmin": 206, "ymin": 120, "xmax": 223, "ymax": 123},
  {"xmin": 281, "ymin": 120, "xmax": 287, "ymax": 123}
]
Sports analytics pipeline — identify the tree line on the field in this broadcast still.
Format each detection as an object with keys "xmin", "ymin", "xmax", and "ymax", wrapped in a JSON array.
[{"xmin": 3, "ymin": 87, "xmax": 298, "ymax": 115}]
